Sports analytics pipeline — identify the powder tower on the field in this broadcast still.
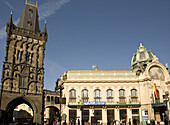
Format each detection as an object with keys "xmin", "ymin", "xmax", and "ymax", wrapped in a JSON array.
[{"xmin": 0, "ymin": 1, "xmax": 47, "ymax": 124}]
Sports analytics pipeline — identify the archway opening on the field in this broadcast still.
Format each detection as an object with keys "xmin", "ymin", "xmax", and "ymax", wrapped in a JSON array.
[
  {"xmin": 44, "ymin": 106, "xmax": 59, "ymax": 125},
  {"xmin": 5, "ymin": 97, "xmax": 35, "ymax": 124},
  {"xmin": 13, "ymin": 103, "xmax": 33, "ymax": 124}
]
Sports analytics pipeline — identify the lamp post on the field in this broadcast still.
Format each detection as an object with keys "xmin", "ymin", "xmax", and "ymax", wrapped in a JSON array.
[
  {"xmin": 165, "ymin": 91, "xmax": 169, "ymax": 122},
  {"xmin": 81, "ymin": 107, "xmax": 84, "ymax": 125},
  {"xmin": 57, "ymin": 85, "xmax": 64, "ymax": 125}
]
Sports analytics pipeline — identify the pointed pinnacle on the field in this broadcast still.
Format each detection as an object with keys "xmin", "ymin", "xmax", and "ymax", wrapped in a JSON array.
[
  {"xmin": 10, "ymin": 9, "xmax": 13, "ymax": 15},
  {"xmin": 43, "ymin": 19, "xmax": 47, "ymax": 33},
  {"xmin": 7, "ymin": 9, "xmax": 13, "ymax": 25},
  {"xmin": 25, "ymin": 0, "xmax": 27, "ymax": 4},
  {"xmin": 36, "ymin": 1, "xmax": 38, "ymax": 7}
]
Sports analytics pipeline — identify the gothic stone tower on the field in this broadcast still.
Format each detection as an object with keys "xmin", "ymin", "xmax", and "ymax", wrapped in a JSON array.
[{"xmin": 0, "ymin": 1, "xmax": 47, "ymax": 124}]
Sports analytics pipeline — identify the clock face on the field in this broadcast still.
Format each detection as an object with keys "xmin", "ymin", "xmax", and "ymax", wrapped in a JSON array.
[{"xmin": 149, "ymin": 67, "xmax": 165, "ymax": 81}]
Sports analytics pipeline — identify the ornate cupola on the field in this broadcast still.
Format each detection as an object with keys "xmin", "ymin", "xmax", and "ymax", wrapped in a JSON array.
[{"xmin": 131, "ymin": 43, "xmax": 154, "ymax": 74}]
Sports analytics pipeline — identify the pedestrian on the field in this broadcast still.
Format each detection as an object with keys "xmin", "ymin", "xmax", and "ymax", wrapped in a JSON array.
[
  {"xmin": 63, "ymin": 120, "xmax": 66, "ymax": 125},
  {"xmin": 107, "ymin": 120, "xmax": 110, "ymax": 125},
  {"xmin": 133, "ymin": 119, "xmax": 137, "ymax": 125},
  {"xmin": 164, "ymin": 118, "xmax": 168, "ymax": 125},
  {"xmin": 116, "ymin": 120, "xmax": 119, "ymax": 125},
  {"xmin": 78, "ymin": 119, "xmax": 80, "ymax": 125},
  {"xmin": 129, "ymin": 118, "xmax": 131, "ymax": 125},
  {"xmin": 113, "ymin": 120, "xmax": 116, "ymax": 125},
  {"xmin": 152, "ymin": 119, "xmax": 155, "ymax": 125},
  {"xmin": 147, "ymin": 119, "xmax": 150, "ymax": 125}
]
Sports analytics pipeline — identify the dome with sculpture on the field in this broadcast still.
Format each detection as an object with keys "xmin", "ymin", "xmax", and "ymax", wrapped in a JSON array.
[{"xmin": 131, "ymin": 43, "xmax": 154, "ymax": 72}]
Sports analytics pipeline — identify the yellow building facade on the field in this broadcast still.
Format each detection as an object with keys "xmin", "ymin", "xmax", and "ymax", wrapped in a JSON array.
[{"xmin": 59, "ymin": 44, "xmax": 170, "ymax": 125}]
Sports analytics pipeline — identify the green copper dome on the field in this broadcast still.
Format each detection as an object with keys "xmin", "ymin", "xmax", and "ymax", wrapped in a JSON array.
[{"xmin": 131, "ymin": 43, "xmax": 153, "ymax": 72}]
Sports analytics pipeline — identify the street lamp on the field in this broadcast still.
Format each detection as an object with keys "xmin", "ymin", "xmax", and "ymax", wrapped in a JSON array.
[
  {"xmin": 57, "ymin": 85, "xmax": 64, "ymax": 125},
  {"xmin": 81, "ymin": 107, "xmax": 84, "ymax": 125},
  {"xmin": 165, "ymin": 91, "xmax": 169, "ymax": 121}
]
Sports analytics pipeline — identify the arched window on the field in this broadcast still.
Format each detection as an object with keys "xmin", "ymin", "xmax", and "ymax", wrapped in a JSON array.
[
  {"xmin": 69, "ymin": 89, "xmax": 76, "ymax": 102},
  {"xmin": 82, "ymin": 89, "xmax": 89, "ymax": 102},
  {"xmin": 140, "ymin": 52, "xmax": 145, "ymax": 59},
  {"xmin": 47, "ymin": 96, "xmax": 50, "ymax": 102},
  {"xmin": 131, "ymin": 89, "xmax": 138, "ymax": 103},
  {"xmin": 119, "ymin": 89, "xmax": 126, "ymax": 104},
  {"xmin": 94, "ymin": 89, "xmax": 101, "ymax": 102},
  {"xmin": 106, "ymin": 89, "xmax": 113, "ymax": 102},
  {"xmin": 51, "ymin": 96, "xmax": 54, "ymax": 102}
]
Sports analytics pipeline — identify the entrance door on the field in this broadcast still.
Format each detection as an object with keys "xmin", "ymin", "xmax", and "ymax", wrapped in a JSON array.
[
  {"xmin": 91, "ymin": 110, "xmax": 102, "ymax": 125},
  {"xmin": 154, "ymin": 107, "xmax": 166, "ymax": 122}
]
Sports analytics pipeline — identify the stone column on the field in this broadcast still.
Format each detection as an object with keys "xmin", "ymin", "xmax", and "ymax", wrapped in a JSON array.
[
  {"xmin": 67, "ymin": 108, "xmax": 69, "ymax": 124},
  {"xmin": 139, "ymin": 107, "xmax": 143, "ymax": 124},
  {"xmin": 102, "ymin": 106, "xmax": 107, "ymax": 124},
  {"xmin": 77, "ymin": 107, "xmax": 81, "ymax": 125},
  {"xmin": 127, "ymin": 106, "xmax": 132, "ymax": 122},
  {"xmin": 89, "ymin": 106, "xmax": 94, "ymax": 124},
  {"xmin": 115, "ymin": 106, "xmax": 120, "ymax": 121}
]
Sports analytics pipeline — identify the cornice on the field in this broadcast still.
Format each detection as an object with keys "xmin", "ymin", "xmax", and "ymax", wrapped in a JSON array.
[{"xmin": 63, "ymin": 77, "xmax": 150, "ymax": 83}]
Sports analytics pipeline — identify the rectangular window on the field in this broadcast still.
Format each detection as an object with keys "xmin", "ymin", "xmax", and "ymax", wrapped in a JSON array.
[
  {"xmin": 132, "ymin": 109, "xmax": 139, "ymax": 114},
  {"xmin": 120, "ymin": 109, "xmax": 127, "ymax": 121},
  {"xmin": 107, "ymin": 109, "xmax": 114, "ymax": 121},
  {"xmin": 55, "ymin": 97, "xmax": 59, "ymax": 104},
  {"xmin": 19, "ymin": 77, "xmax": 26, "ymax": 88},
  {"xmin": 94, "ymin": 110, "xmax": 102, "ymax": 120},
  {"xmin": 69, "ymin": 110, "xmax": 77, "ymax": 122},
  {"xmin": 82, "ymin": 110, "xmax": 89, "ymax": 122}
]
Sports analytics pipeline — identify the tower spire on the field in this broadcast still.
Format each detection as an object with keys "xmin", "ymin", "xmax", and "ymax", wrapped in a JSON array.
[
  {"xmin": 43, "ymin": 19, "xmax": 47, "ymax": 33},
  {"xmin": 25, "ymin": 0, "xmax": 27, "ymax": 4},
  {"xmin": 36, "ymin": 1, "xmax": 38, "ymax": 7},
  {"xmin": 7, "ymin": 9, "xmax": 13, "ymax": 25}
]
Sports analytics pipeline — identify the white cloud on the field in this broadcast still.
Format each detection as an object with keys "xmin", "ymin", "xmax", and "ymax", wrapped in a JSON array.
[
  {"xmin": 39, "ymin": 0, "xmax": 71, "ymax": 20},
  {"xmin": 2, "ymin": 0, "xmax": 15, "ymax": 10}
]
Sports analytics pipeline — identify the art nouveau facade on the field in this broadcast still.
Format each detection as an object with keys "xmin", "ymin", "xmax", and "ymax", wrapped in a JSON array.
[{"xmin": 59, "ymin": 44, "xmax": 170, "ymax": 125}]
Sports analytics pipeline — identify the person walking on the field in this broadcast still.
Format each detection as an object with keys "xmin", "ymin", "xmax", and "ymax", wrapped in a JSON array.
[
  {"xmin": 78, "ymin": 119, "xmax": 80, "ymax": 125},
  {"xmin": 129, "ymin": 119, "xmax": 131, "ymax": 125},
  {"xmin": 133, "ymin": 119, "xmax": 137, "ymax": 125}
]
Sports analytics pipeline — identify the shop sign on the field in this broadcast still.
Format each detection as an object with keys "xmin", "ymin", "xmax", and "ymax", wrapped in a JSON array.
[
  {"xmin": 142, "ymin": 109, "xmax": 148, "ymax": 121},
  {"xmin": 83, "ymin": 102, "xmax": 105, "ymax": 105}
]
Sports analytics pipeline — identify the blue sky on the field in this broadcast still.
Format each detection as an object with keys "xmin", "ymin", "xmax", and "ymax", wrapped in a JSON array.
[{"xmin": 0, "ymin": 0, "xmax": 170, "ymax": 90}]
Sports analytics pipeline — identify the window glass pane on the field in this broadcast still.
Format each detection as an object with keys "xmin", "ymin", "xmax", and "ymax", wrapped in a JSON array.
[
  {"xmin": 94, "ymin": 110, "xmax": 102, "ymax": 120},
  {"xmin": 69, "ymin": 110, "xmax": 77, "ymax": 122},
  {"xmin": 140, "ymin": 52, "xmax": 145, "ymax": 59},
  {"xmin": 107, "ymin": 109, "xmax": 114, "ymax": 121},
  {"xmin": 148, "ymin": 51, "xmax": 153, "ymax": 59},
  {"xmin": 82, "ymin": 110, "xmax": 89, "ymax": 122},
  {"xmin": 107, "ymin": 90, "xmax": 112, "ymax": 97},
  {"xmin": 133, "ymin": 54, "xmax": 136, "ymax": 62},
  {"xmin": 119, "ymin": 90, "xmax": 125, "ymax": 97}
]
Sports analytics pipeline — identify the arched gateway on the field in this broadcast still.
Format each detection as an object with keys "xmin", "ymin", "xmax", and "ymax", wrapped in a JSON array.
[{"xmin": 0, "ymin": 1, "xmax": 47, "ymax": 124}]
